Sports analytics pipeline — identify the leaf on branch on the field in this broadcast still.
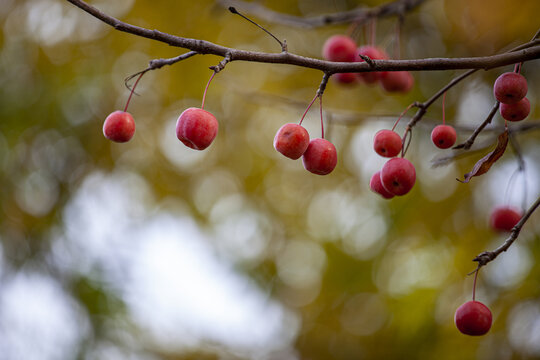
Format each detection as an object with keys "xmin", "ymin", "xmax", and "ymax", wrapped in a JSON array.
[{"xmin": 457, "ymin": 130, "xmax": 508, "ymax": 183}]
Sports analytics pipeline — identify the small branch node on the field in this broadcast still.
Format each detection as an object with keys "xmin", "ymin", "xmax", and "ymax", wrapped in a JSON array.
[
  {"xmin": 473, "ymin": 251, "xmax": 494, "ymax": 267},
  {"xmin": 209, "ymin": 52, "xmax": 232, "ymax": 73},
  {"xmin": 359, "ymin": 54, "xmax": 376, "ymax": 68}
]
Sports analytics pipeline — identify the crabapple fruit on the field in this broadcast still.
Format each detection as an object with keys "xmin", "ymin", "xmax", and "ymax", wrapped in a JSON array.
[
  {"xmin": 273, "ymin": 123, "xmax": 310, "ymax": 160},
  {"xmin": 431, "ymin": 125, "xmax": 457, "ymax": 149},
  {"xmin": 369, "ymin": 171, "xmax": 394, "ymax": 199},
  {"xmin": 380, "ymin": 157, "xmax": 416, "ymax": 196},
  {"xmin": 176, "ymin": 107, "xmax": 218, "ymax": 150},
  {"xmin": 356, "ymin": 46, "xmax": 388, "ymax": 84},
  {"xmin": 493, "ymin": 72, "xmax": 528, "ymax": 104},
  {"xmin": 454, "ymin": 300, "xmax": 492, "ymax": 336},
  {"xmin": 381, "ymin": 71, "xmax": 414, "ymax": 93},
  {"xmin": 302, "ymin": 138, "xmax": 338, "ymax": 175},
  {"xmin": 490, "ymin": 206, "xmax": 522, "ymax": 232},
  {"xmin": 500, "ymin": 97, "xmax": 530, "ymax": 122},
  {"xmin": 373, "ymin": 129, "xmax": 402, "ymax": 157},
  {"xmin": 333, "ymin": 72, "xmax": 358, "ymax": 85},
  {"xmin": 322, "ymin": 35, "xmax": 357, "ymax": 62},
  {"xmin": 103, "ymin": 111, "xmax": 135, "ymax": 143}
]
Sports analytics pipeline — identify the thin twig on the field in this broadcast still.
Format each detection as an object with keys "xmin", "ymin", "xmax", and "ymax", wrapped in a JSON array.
[
  {"xmin": 228, "ymin": 6, "xmax": 286, "ymax": 52},
  {"xmin": 217, "ymin": 0, "xmax": 426, "ymax": 28},
  {"xmin": 453, "ymin": 102, "xmax": 500, "ymax": 150},
  {"xmin": 473, "ymin": 196, "xmax": 540, "ymax": 268},
  {"xmin": 124, "ymin": 51, "xmax": 198, "ymax": 91},
  {"xmin": 147, "ymin": 51, "xmax": 198, "ymax": 70}
]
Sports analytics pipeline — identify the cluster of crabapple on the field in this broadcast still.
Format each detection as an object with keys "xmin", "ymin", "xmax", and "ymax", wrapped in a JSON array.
[
  {"xmin": 103, "ymin": 72, "xmax": 219, "ymax": 152},
  {"xmin": 494, "ymin": 71, "xmax": 530, "ymax": 122},
  {"xmin": 322, "ymin": 34, "xmax": 414, "ymax": 93},
  {"xmin": 482, "ymin": 70, "xmax": 529, "ymax": 232},
  {"xmin": 273, "ymin": 122, "xmax": 338, "ymax": 176},
  {"xmin": 369, "ymin": 129, "xmax": 416, "ymax": 199},
  {"xmin": 453, "ymin": 69, "xmax": 532, "ymax": 336}
]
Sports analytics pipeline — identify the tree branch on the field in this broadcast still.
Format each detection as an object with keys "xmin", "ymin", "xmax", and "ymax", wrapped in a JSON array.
[
  {"xmin": 65, "ymin": 0, "xmax": 540, "ymax": 74},
  {"xmin": 217, "ymin": 0, "xmax": 427, "ymax": 28},
  {"xmin": 473, "ymin": 196, "xmax": 540, "ymax": 268}
]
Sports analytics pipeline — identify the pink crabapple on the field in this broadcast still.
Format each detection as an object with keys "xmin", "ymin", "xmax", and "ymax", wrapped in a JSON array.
[
  {"xmin": 373, "ymin": 129, "xmax": 402, "ymax": 158},
  {"xmin": 500, "ymin": 97, "xmax": 530, "ymax": 122},
  {"xmin": 333, "ymin": 72, "xmax": 358, "ymax": 85},
  {"xmin": 322, "ymin": 35, "xmax": 357, "ymax": 62},
  {"xmin": 273, "ymin": 123, "xmax": 310, "ymax": 160},
  {"xmin": 369, "ymin": 171, "xmax": 394, "ymax": 199},
  {"xmin": 431, "ymin": 125, "xmax": 457, "ymax": 149},
  {"xmin": 493, "ymin": 72, "xmax": 528, "ymax": 104},
  {"xmin": 454, "ymin": 300, "xmax": 492, "ymax": 336},
  {"xmin": 176, "ymin": 107, "xmax": 218, "ymax": 150},
  {"xmin": 380, "ymin": 71, "xmax": 414, "ymax": 93},
  {"xmin": 302, "ymin": 138, "xmax": 338, "ymax": 175},
  {"xmin": 380, "ymin": 157, "xmax": 416, "ymax": 196},
  {"xmin": 490, "ymin": 206, "xmax": 522, "ymax": 232},
  {"xmin": 103, "ymin": 111, "xmax": 136, "ymax": 143}
]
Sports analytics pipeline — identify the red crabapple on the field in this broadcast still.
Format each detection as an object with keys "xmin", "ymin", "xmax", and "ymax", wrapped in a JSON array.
[
  {"xmin": 381, "ymin": 71, "xmax": 414, "ymax": 93},
  {"xmin": 273, "ymin": 123, "xmax": 310, "ymax": 160},
  {"xmin": 500, "ymin": 97, "xmax": 530, "ymax": 122},
  {"xmin": 490, "ymin": 206, "xmax": 522, "ymax": 232},
  {"xmin": 369, "ymin": 171, "xmax": 394, "ymax": 199},
  {"xmin": 373, "ymin": 129, "xmax": 402, "ymax": 157},
  {"xmin": 356, "ymin": 46, "xmax": 388, "ymax": 84},
  {"xmin": 322, "ymin": 35, "xmax": 357, "ymax": 62},
  {"xmin": 431, "ymin": 125, "xmax": 457, "ymax": 149},
  {"xmin": 103, "ymin": 111, "xmax": 135, "ymax": 143},
  {"xmin": 176, "ymin": 107, "xmax": 218, "ymax": 150},
  {"xmin": 302, "ymin": 138, "xmax": 338, "ymax": 175},
  {"xmin": 380, "ymin": 157, "xmax": 416, "ymax": 196},
  {"xmin": 493, "ymin": 72, "xmax": 528, "ymax": 104},
  {"xmin": 333, "ymin": 72, "xmax": 358, "ymax": 85},
  {"xmin": 454, "ymin": 300, "xmax": 492, "ymax": 336}
]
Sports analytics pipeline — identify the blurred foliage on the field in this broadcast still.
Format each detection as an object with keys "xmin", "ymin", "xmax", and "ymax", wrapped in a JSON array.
[{"xmin": 0, "ymin": 0, "xmax": 540, "ymax": 359}]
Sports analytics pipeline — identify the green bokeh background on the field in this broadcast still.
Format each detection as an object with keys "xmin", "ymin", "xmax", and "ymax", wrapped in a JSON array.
[{"xmin": 1, "ymin": 0, "xmax": 539, "ymax": 359}]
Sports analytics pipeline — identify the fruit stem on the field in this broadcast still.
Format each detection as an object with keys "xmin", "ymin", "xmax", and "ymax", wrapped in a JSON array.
[
  {"xmin": 201, "ymin": 71, "xmax": 217, "ymax": 110},
  {"xmin": 513, "ymin": 62, "xmax": 522, "ymax": 74},
  {"xmin": 124, "ymin": 71, "xmax": 146, "ymax": 113},
  {"xmin": 442, "ymin": 91, "xmax": 446, "ymax": 125},
  {"xmin": 472, "ymin": 269, "xmax": 478, "ymax": 301},
  {"xmin": 319, "ymin": 95, "xmax": 324, "ymax": 139},
  {"xmin": 298, "ymin": 93, "xmax": 318, "ymax": 126},
  {"xmin": 391, "ymin": 102, "xmax": 415, "ymax": 131},
  {"xmin": 362, "ymin": 23, "xmax": 368, "ymax": 46},
  {"xmin": 394, "ymin": 18, "xmax": 401, "ymax": 59},
  {"xmin": 370, "ymin": 18, "xmax": 376, "ymax": 46}
]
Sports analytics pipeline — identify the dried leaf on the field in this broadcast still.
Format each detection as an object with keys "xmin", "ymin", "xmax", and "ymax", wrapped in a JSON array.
[{"xmin": 457, "ymin": 130, "xmax": 508, "ymax": 183}]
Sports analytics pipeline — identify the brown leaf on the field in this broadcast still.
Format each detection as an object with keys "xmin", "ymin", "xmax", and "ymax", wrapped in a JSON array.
[{"xmin": 457, "ymin": 130, "xmax": 508, "ymax": 183}]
